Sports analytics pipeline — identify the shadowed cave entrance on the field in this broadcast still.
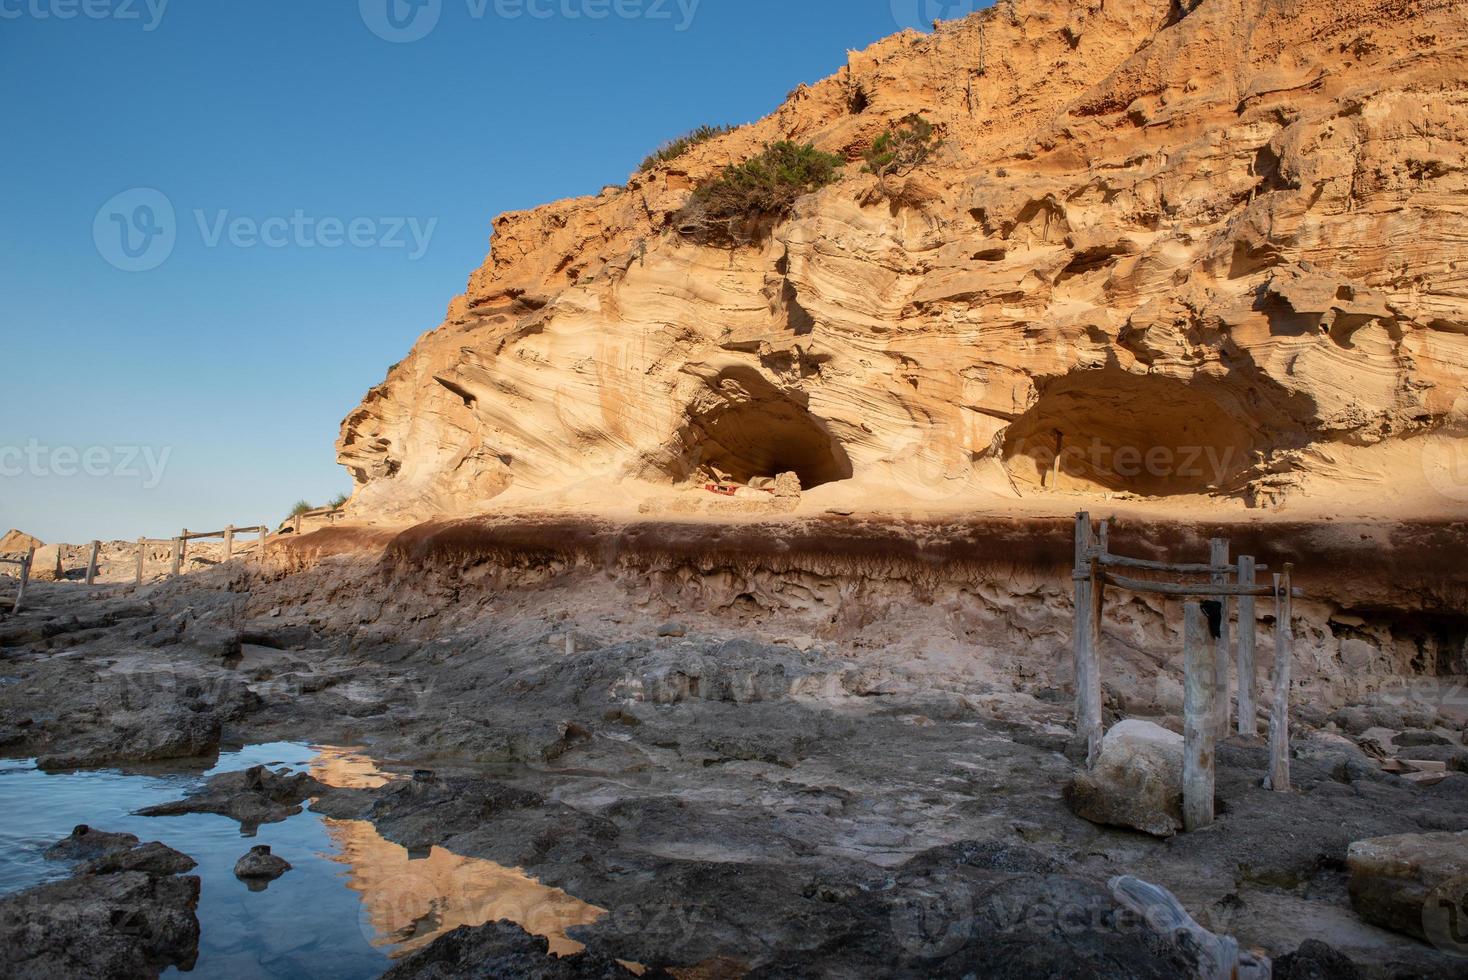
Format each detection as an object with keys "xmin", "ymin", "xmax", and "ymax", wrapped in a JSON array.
[
  {"xmin": 1002, "ymin": 370, "xmax": 1260, "ymax": 496},
  {"xmin": 668, "ymin": 367, "xmax": 852, "ymax": 489}
]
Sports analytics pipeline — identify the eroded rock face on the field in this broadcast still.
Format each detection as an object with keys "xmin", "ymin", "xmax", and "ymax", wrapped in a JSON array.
[
  {"xmin": 1064, "ymin": 719, "xmax": 1184, "ymax": 837},
  {"xmin": 338, "ymin": 0, "xmax": 1468, "ymax": 520}
]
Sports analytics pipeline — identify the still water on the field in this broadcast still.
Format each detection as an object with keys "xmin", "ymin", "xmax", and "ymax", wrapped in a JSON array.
[{"xmin": 0, "ymin": 742, "xmax": 604, "ymax": 979}]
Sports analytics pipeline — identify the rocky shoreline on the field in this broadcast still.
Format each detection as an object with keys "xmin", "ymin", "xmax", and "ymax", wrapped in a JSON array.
[{"xmin": 2, "ymin": 521, "xmax": 1467, "ymax": 976}]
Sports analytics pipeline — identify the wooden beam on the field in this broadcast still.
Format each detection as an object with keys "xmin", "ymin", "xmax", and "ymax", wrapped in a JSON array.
[
  {"xmin": 170, "ymin": 537, "xmax": 182, "ymax": 577},
  {"xmin": 14, "ymin": 546, "xmax": 34, "ymax": 613},
  {"xmin": 85, "ymin": 541, "xmax": 100, "ymax": 586},
  {"xmin": 1182, "ymin": 600, "xmax": 1217, "ymax": 831},
  {"xmin": 1101, "ymin": 571, "xmax": 1301, "ymax": 598},
  {"xmin": 1099, "ymin": 553, "xmax": 1234, "ymax": 575},
  {"xmin": 1265, "ymin": 564, "xmax": 1294, "ymax": 792},
  {"xmin": 1211, "ymin": 539, "xmax": 1232, "ymax": 739},
  {"xmin": 1236, "ymin": 556, "xmax": 1258, "ymax": 737},
  {"xmin": 223, "ymin": 525, "xmax": 234, "ymax": 560},
  {"xmin": 1073, "ymin": 513, "xmax": 1102, "ymax": 767},
  {"xmin": 136, "ymin": 537, "xmax": 146, "ymax": 585}
]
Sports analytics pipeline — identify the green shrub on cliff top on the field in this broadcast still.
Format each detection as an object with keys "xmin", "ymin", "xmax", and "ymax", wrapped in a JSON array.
[
  {"xmin": 639, "ymin": 124, "xmax": 736, "ymax": 172},
  {"xmin": 677, "ymin": 141, "xmax": 844, "ymax": 242}
]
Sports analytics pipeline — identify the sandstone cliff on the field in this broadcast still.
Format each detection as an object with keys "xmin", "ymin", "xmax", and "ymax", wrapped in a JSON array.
[{"xmin": 338, "ymin": 0, "xmax": 1468, "ymax": 522}]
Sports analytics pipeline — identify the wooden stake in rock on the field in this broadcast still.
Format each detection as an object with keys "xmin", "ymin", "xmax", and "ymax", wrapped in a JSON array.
[
  {"xmin": 223, "ymin": 525, "xmax": 235, "ymax": 561},
  {"xmin": 1182, "ymin": 599, "xmax": 1217, "ymax": 831},
  {"xmin": 1073, "ymin": 513, "xmax": 1102, "ymax": 767},
  {"xmin": 1236, "ymin": 555, "xmax": 1257, "ymax": 736},
  {"xmin": 1265, "ymin": 564, "xmax": 1294, "ymax": 792},
  {"xmin": 171, "ymin": 537, "xmax": 182, "ymax": 578},
  {"xmin": 258, "ymin": 526, "xmax": 269, "ymax": 561},
  {"xmin": 1210, "ymin": 538, "xmax": 1232, "ymax": 738},
  {"xmin": 14, "ymin": 546, "xmax": 35, "ymax": 614},
  {"xmin": 85, "ymin": 541, "xmax": 100, "ymax": 586},
  {"xmin": 135, "ymin": 537, "xmax": 146, "ymax": 585}
]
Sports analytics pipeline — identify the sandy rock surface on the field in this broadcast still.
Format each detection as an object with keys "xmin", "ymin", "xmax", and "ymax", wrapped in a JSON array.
[{"xmin": 334, "ymin": 0, "xmax": 1468, "ymax": 525}]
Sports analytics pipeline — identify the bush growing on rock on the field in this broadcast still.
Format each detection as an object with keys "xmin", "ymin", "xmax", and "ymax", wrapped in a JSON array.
[
  {"xmin": 677, "ymin": 141, "xmax": 844, "ymax": 243},
  {"xmin": 863, "ymin": 113, "xmax": 937, "ymax": 177},
  {"xmin": 638, "ymin": 123, "xmax": 736, "ymax": 172}
]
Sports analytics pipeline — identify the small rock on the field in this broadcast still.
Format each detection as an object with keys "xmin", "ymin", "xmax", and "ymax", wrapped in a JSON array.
[
  {"xmin": 655, "ymin": 622, "xmax": 687, "ymax": 638},
  {"xmin": 44, "ymin": 825, "xmax": 140, "ymax": 862},
  {"xmin": 1395, "ymin": 728, "xmax": 1453, "ymax": 748},
  {"xmin": 233, "ymin": 845, "xmax": 291, "ymax": 890},
  {"xmin": 1274, "ymin": 939, "xmax": 1364, "ymax": 979},
  {"xmin": 1064, "ymin": 719, "xmax": 1185, "ymax": 838},
  {"xmin": 78, "ymin": 841, "xmax": 197, "ymax": 877}
]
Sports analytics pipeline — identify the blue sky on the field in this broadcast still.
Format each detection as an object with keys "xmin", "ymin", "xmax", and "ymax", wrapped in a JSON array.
[{"xmin": 1, "ymin": 0, "xmax": 975, "ymax": 542}]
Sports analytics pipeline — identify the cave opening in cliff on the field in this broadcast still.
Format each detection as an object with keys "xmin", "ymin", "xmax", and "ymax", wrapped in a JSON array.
[
  {"xmin": 1001, "ymin": 370, "xmax": 1260, "ymax": 496},
  {"xmin": 672, "ymin": 367, "xmax": 852, "ymax": 490}
]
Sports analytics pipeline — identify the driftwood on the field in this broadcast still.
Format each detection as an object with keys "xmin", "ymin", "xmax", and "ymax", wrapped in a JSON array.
[{"xmin": 1109, "ymin": 875, "xmax": 1271, "ymax": 979}]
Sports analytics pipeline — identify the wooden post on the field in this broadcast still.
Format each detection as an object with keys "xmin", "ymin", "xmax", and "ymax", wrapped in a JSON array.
[
  {"xmin": 136, "ymin": 538, "xmax": 146, "ymax": 584},
  {"xmin": 171, "ymin": 537, "xmax": 182, "ymax": 577},
  {"xmin": 1073, "ymin": 513, "xmax": 1102, "ymax": 766},
  {"xmin": 1265, "ymin": 565, "xmax": 1294, "ymax": 792},
  {"xmin": 1236, "ymin": 555, "xmax": 1257, "ymax": 736},
  {"xmin": 223, "ymin": 525, "xmax": 235, "ymax": 561},
  {"xmin": 85, "ymin": 541, "xmax": 101, "ymax": 586},
  {"xmin": 53, "ymin": 546, "xmax": 64, "ymax": 581},
  {"xmin": 258, "ymin": 526, "xmax": 269, "ymax": 562},
  {"xmin": 294, "ymin": 514, "xmax": 303, "ymax": 535},
  {"xmin": 14, "ymin": 546, "xmax": 35, "ymax": 613},
  {"xmin": 1210, "ymin": 538, "xmax": 1232, "ymax": 738},
  {"xmin": 180, "ymin": 529, "xmax": 188, "ymax": 566},
  {"xmin": 1182, "ymin": 599, "xmax": 1217, "ymax": 831}
]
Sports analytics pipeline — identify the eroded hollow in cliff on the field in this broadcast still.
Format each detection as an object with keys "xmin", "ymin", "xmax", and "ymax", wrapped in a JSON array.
[
  {"xmin": 667, "ymin": 367, "xmax": 852, "ymax": 489},
  {"xmin": 1002, "ymin": 370, "xmax": 1259, "ymax": 496}
]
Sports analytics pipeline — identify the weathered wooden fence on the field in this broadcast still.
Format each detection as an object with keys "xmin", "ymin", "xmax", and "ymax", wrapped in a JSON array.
[
  {"xmin": 287, "ymin": 506, "xmax": 345, "ymax": 535},
  {"xmin": 14, "ymin": 507, "xmax": 351, "ymax": 588},
  {"xmin": 1072, "ymin": 512, "xmax": 1302, "ymax": 830},
  {"xmin": 0, "ymin": 546, "xmax": 36, "ymax": 613}
]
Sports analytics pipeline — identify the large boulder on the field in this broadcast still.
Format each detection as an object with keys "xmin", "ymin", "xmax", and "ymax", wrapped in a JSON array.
[
  {"xmin": 1064, "ymin": 720, "xmax": 1184, "ymax": 838},
  {"xmin": 1347, "ymin": 830, "xmax": 1468, "ymax": 948}
]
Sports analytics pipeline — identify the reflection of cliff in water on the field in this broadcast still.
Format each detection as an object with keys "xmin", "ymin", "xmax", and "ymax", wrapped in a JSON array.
[{"xmin": 309, "ymin": 748, "xmax": 605, "ymax": 958}]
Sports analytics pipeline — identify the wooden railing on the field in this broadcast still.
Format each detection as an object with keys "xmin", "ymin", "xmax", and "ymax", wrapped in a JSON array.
[
  {"xmin": 0, "ymin": 546, "xmax": 35, "ymax": 613},
  {"xmin": 284, "ymin": 506, "xmax": 345, "ymax": 535}
]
